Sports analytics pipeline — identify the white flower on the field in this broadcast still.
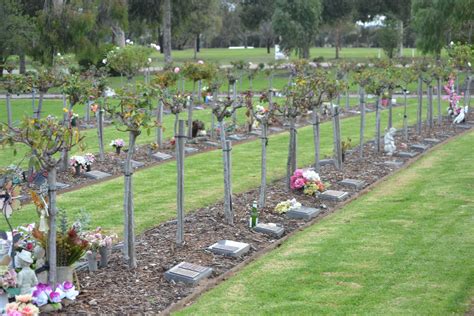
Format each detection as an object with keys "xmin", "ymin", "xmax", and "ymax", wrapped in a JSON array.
[
  {"xmin": 450, "ymin": 41, "xmax": 454, "ymax": 46},
  {"xmin": 57, "ymin": 52, "xmax": 61, "ymax": 56},
  {"xmin": 148, "ymin": 57, "xmax": 152, "ymax": 63},
  {"xmin": 126, "ymin": 39, "xmax": 131, "ymax": 43},
  {"xmin": 102, "ymin": 58, "xmax": 107, "ymax": 64},
  {"xmin": 289, "ymin": 198, "xmax": 302, "ymax": 210},
  {"xmin": 302, "ymin": 168, "xmax": 320, "ymax": 182},
  {"xmin": 468, "ymin": 62, "xmax": 472, "ymax": 67}
]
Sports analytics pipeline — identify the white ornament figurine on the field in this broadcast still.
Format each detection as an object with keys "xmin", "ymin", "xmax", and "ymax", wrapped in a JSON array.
[
  {"xmin": 384, "ymin": 127, "xmax": 397, "ymax": 156},
  {"xmin": 16, "ymin": 250, "xmax": 38, "ymax": 295}
]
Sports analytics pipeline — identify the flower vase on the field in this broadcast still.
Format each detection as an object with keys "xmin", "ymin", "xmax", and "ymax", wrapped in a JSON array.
[
  {"xmin": 342, "ymin": 152, "xmax": 345, "ymax": 162},
  {"xmin": 74, "ymin": 165, "xmax": 81, "ymax": 176},
  {"xmin": 0, "ymin": 292, "xmax": 8, "ymax": 311},
  {"xmin": 99, "ymin": 245, "xmax": 111, "ymax": 268},
  {"xmin": 57, "ymin": 266, "xmax": 73, "ymax": 284},
  {"xmin": 71, "ymin": 117, "xmax": 77, "ymax": 127},
  {"xmin": 86, "ymin": 164, "xmax": 91, "ymax": 172},
  {"xmin": 115, "ymin": 146, "xmax": 121, "ymax": 155},
  {"xmin": 87, "ymin": 251, "xmax": 98, "ymax": 272}
]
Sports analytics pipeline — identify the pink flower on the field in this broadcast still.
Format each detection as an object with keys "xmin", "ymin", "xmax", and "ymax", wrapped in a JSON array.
[
  {"xmin": 6, "ymin": 310, "xmax": 21, "ymax": 316},
  {"xmin": 294, "ymin": 169, "xmax": 304, "ymax": 178},
  {"xmin": 174, "ymin": 67, "xmax": 180, "ymax": 74},
  {"xmin": 62, "ymin": 281, "xmax": 74, "ymax": 291},
  {"xmin": 49, "ymin": 291, "xmax": 61, "ymax": 303},
  {"xmin": 294, "ymin": 178, "xmax": 306, "ymax": 189}
]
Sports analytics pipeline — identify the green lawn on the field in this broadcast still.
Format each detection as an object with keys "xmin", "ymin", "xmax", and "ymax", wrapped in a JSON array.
[
  {"xmin": 3, "ymin": 98, "xmax": 429, "ymax": 233},
  {"xmin": 177, "ymin": 130, "xmax": 474, "ymax": 315}
]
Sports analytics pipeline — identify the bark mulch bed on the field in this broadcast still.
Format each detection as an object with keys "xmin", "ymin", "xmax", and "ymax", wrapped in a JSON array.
[{"xmin": 60, "ymin": 121, "xmax": 471, "ymax": 314}]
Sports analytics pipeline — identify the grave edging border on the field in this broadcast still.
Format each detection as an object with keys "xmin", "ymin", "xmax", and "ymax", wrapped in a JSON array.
[{"xmin": 159, "ymin": 128, "xmax": 473, "ymax": 316}]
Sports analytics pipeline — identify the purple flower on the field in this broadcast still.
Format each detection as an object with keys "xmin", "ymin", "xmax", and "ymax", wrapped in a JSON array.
[
  {"xmin": 62, "ymin": 281, "xmax": 74, "ymax": 291},
  {"xmin": 49, "ymin": 291, "xmax": 61, "ymax": 303}
]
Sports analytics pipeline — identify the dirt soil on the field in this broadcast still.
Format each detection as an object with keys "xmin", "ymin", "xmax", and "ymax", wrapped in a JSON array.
[{"xmin": 58, "ymin": 120, "xmax": 471, "ymax": 314}]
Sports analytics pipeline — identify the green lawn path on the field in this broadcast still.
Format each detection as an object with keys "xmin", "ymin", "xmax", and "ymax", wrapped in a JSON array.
[
  {"xmin": 177, "ymin": 130, "xmax": 474, "ymax": 315},
  {"xmin": 5, "ymin": 99, "xmax": 429, "ymax": 233}
]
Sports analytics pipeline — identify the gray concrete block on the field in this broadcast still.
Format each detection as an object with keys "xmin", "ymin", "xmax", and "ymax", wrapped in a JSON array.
[
  {"xmin": 320, "ymin": 190, "xmax": 349, "ymax": 202},
  {"xmin": 84, "ymin": 170, "xmax": 112, "ymax": 180},
  {"xmin": 208, "ymin": 240, "xmax": 250, "ymax": 257},
  {"xmin": 165, "ymin": 262, "xmax": 212, "ymax": 285},
  {"xmin": 152, "ymin": 152, "xmax": 173, "ymax": 161},
  {"xmin": 339, "ymin": 179, "xmax": 366, "ymax": 190},
  {"xmin": 286, "ymin": 207, "xmax": 320, "ymax": 220},
  {"xmin": 254, "ymin": 223, "xmax": 284, "ymax": 238}
]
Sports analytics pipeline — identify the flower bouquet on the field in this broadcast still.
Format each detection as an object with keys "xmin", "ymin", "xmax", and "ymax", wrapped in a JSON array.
[
  {"xmin": 84, "ymin": 153, "xmax": 95, "ymax": 172},
  {"xmin": 0, "ymin": 266, "xmax": 18, "ymax": 297},
  {"xmin": 31, "ymin": 281, "xmax": 79, "ymax": 312},
  {"xmin": 274, "ymin": 198, "xmax": 301, "ymax": 214},
  {"xmin": 110, "ymin": 139, "xmax": 125, "ymax": 154},
  {"xmin": 69, "ymin": 156, "xmax": 86, "ymax": 176},
  {"xmin": 290, "ymin": 168, "xmax": 325, "ymax": 196},
  {"xmin": 83, "ymin": 228, "xmax": 117, "ymax": 270},
  {"xmin": 5, "ymin": 294, "xmax": 39, "ymax": 315}
]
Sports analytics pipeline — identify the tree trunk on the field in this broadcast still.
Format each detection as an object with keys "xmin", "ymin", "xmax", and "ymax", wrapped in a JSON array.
[
  {"xmin": 19, "ymin": 53, "xmax": 26, "ymax": 74},
  {"xmin": 211, "ymin": 90, "xmax": 217, "ymax": 139},
  {"xmin": 156, "ymin": 99, "xmax": 164, "ymax": 147},
  {"xmin": 267, "ymin": 41, "xmax": 271, "ymax": 54},
  {"xmin": 6, "ymin": 93, "xmax": 12, "ymax": 128},
  {"xmin": 85, "ymin": 99, "xmax": 91, "ymax": 123},
  {"xmin": 188, "ymin": 83, "xmax": 195, "ymax": 138},
  {"xmin": 32, "ymin": 89, "xmax": 36, "ymax": 113},
  {"xmin": 219, "ymin": 121, "xmax": 233, "ymax": 225},
  {"xmin": 176, "ymin": 120, "xmax": 185, "ymax": 245},
  {"xmin": 359, "ymin": 86, "xmax": 366, "ymax": 159},
  {"xmin": 388, "ymin": 89, "xmax": 393, "ymax": 128},
  {"xmin": 345, "ymin": 74, "xmax": 350, "ymax": 111},
  {"xmin": 232, "ymin": 82, "xmax": 237, "ymax": 127},
  {"xmin": 286, "ymin": 116, "xmax": 297, "ymax": 190},
  {"xmin": 332, "ymin": 105, "xmax": 342, "ymax": 169},
  {"xmin": 465, "ymin": 72, "xmax": 472, "ymax": 107},
  {"xmin": 312, "ymin": 107, "xmax": 321, "ymax": 171},
  {"xmin": 437, "ymin": 78, "xmax": 442, "ymax": 125},
  {"xmin": 335, "ymin": 26, "xmax": 340, "ymax": 59},
  {"xmin": 97, "ymin": 104, "xmax": 105, "ymax": 161},
  {"xmin": 36, "ymin": 92, "xmax": 45, "ymax": 119},
  {"xmin": 375, "ymin": 95, "xmax": 381, "ymax": 153},
  {"xmin": 47, "ymin": 167, "xmax": 58, "ymax": 285},
  {"xmin": 196, "ymin": 34, "xmax": 200, "ymax": 53},
  {"xmin": 403, "ymin": 90, "xmax": 408, "ymax": 141},
  {"xmin": 258, "ymin": 123, "xmax": 268, "ymax": 208},
  {"xmin": 417, "ymin": 77, "xmax": 423, "ymax": 134},
  {"xmin": 163, "ymin": 0, "xmax": 172, "ymax": 63},
  {"xmin": 197, "ymin": 80, "xmax": 202, "ymax": 105},
  {"xmin": 124, "ymin": 131, "xmax": 138, "ymax": 269},
  {"xmin": 428, "ymin": 85, "xmax": 433, "ymax": 129},
  {"xmin": 111, "ymin": 23, "xmax": 126, "ymax": 48},
  {"xmin": 398, "ymin": 20, "xmax": 404, "ymax": 57},
  {"xmin": 193, "ymin": 36, "xmax": 198, "ymax": 60}
]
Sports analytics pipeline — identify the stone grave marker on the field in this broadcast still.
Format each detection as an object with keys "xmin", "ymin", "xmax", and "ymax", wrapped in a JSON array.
[
  {"xmin": 384, "ymin": 160, "xmax": 404, "ymax": 168},
  {"xmin": 184, "ymin": 147, "xmax": 199, "ymax": 154},
  {"xmin": 455, "ymin": 124, "xmax": 472, "ymax": 129},
  {"xmin": 320, "ymin": 190, "xmax": 349, "ymax": 202},
  {"xmin": 269, "ymin": 127, "xmax": 284, "ymax": 133},
  {"xmin": 152, "ymin": 152, "xmax": 173, "ymax": 161},
  {"xmin": 286, "ymin": 206, "xmax": 320, "ymax": 220},
  {"xmin": 228, "ymin": 134, "xmax": 245, "ymax": 141},
  {"xmin": 395, "ymin": 151, "xmax": 418, "ymax": 158},
  {"xmin": 208, "ymin": 240, "xmax": 250, "ymax": 257},
  {"xmin": 56, "ymin": 182, "xmax": 70, "ymax": 190},
  {"xmin": 254, "ymin": 223, "xmax": 284, "ymax": 238},
  {"xmin": 121, "ymin": 160, "xmax": 145, "ymax": 169},
  {"xmin": 319, "ymin": 159, "xmax": 335, "ymax": 166},
  {"xmin": 423, "ymin": 138, "xmax": 440, "ymax": 144},
  {"xmin": 204, "ymin": 141, "xmax": 220, "ymax": 148},
  {"xmin": 339, "ymin": 179, "xmax": 366, "ymax": 190},
  {"xmin": 410, "ymin": 144, "xmax": 429, "ymax": 152},
  {"xmin": 84, "ymin": 170, "xmax": 112, "ymax": 180},
  {"xmin": 164, "ymin": 262, "xmax": 212, "ymax": 285},
  {"xmin": 249, "ymin": 129, "xmax": 262, "ymax": 136}
]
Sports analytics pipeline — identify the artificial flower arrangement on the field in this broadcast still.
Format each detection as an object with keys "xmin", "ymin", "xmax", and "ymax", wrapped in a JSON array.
[
  {"xmin": 30, "ymin": 281, "xmax": 79, "ymax": 310},
  {"xmin": 83, "ymin": 227, "xmax": 117, "ymax": 251},
  {"xmin": 5, "ymin": 294, "xmax": 39, "ymax": 316},
  {"xmin": 69, "ymin": 154, "xmax": 94, "ymax": 173},
  {"xmin": 69, "ymin": 156, "xmax": 86, "ymax": 168},
  {"xmin": 255, "ymin": 104, "xmax": 269, "ymax": 120},
  {"xmin": 290, "ymin": 168, "xmax": 325, "ymax": 196},
  {"xmin": 110, "ymin": 139, "xmax": 124, "ymax": 148},
  {"xmin": 0, "ymin": 266, "xmax": 18, "ymax": 297},
  {"xmin": 274, "ymin": 198, "xmax": 301, "ymax": 214},
  {"xmin": 32, "ymin": 227, "xmax": 88, "ymax": 267}
]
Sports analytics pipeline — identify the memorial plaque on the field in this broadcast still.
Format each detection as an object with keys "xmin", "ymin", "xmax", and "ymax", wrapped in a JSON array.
[
  {"xmin": 165, "ymin": 262, "xmax": 212, "ymax": 285},
  {"xmin": 254, "ymin": 223, "xmax": 284, "ymax": 238},
  {"xmin": 121, "ymin": 160, "xmax": 145, "ymax": 169},
  {"xmin": 384, "ymin": 160, "xmax": 404, "ymax": 168},
  {"xmin": 208, "ymin": 240, "xmax": 250, "ymax": 257},
  {"xmin": 319, "ymin": 190, "xmax": 349, "ymax": 202},
  {"xmin": 204, "ymin": 141, "xmax": 220, "ymax": 148},
  {"xmin": 423, "ymin": 138, "xmax": 440, "ymax": 144},
  {"xmin": 410, "ymin": 144, "xmax": 429, "ymax": 152},
  {"xmin": 184, "ymin": 147, "xmax": 198, "ymax": 154},
  {"xmin": 455, "ymin": 124, "xmax": 472, "ymax": 129},
  {"xmin": 269, "ymin": 127, "xmax": 284, "ymax": 133},
  {"xmin": 339, "ymin": 179, "xmax": 366, "ymax": 190},
  {"xmin": 286, "ymin": 207, "xmax": 320, "ymax": 220},
  {"xmin": 228, "ymin": 134, "xmax": 245, "ymax": 141},
  {"xmin": 395, "ymin": 151, "xmax": 418, "ymax": 158},
  {"xmin": 319, "ymin": 159, "xmax": 335, "ymax": 166},
  {"xmin": 84, "ymin": 170, "xmax": 112, "ymax": 180},
  {"xmin": 56, "ymin": 182, "xmax": 70, "ymax": 190},
  {"xmin": 152, "ymin": 152, "xmax": 172, "ymax": 161}
]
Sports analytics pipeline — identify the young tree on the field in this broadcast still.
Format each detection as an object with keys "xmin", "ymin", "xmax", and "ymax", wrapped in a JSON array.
[
  {"xmin": 1, "ymin": 74, "xmax": 32, "ymax": 128},
  {"xmin": 322, "ymin": 0, "xmax": 354, "ymax": 59},
  {"xmin": 240, "ymin": 0, "xmax": 276, "ymax": 53},
  {"xmin": 272, "ymin": 0, "xmax": 322, "ymax": 59},
  {"xmin": 106, "ymin": 44, "xmax": 152, "ymax": 82},
  {"xmin": 0, "ymin": 116, "xmax": 84, "ymax": 285},
  {"xmin": 104, "ymin": 84, "xmax": 157, "ymax": 269}
]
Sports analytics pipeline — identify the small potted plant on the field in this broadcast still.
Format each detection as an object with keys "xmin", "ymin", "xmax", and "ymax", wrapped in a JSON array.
[{"xmin": 110, "ymin": 139, "xmax": 125, "ymax": 155}]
